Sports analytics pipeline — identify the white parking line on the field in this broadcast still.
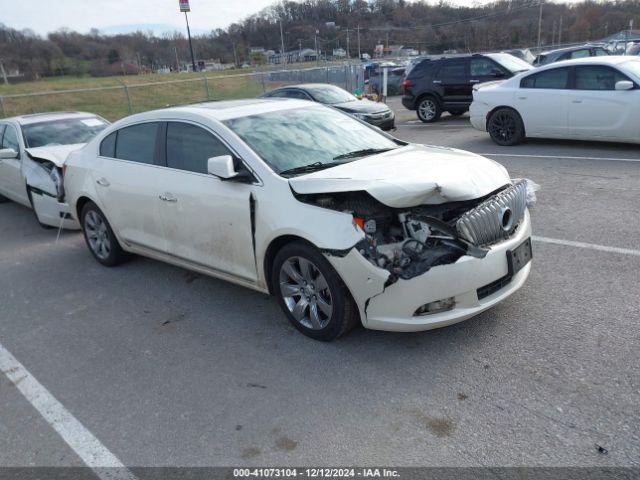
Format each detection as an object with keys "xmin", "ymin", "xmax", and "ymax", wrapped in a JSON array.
[
  {"xmin": 0, "ymin": 341, "xmax": 137, "ymax": 480},
  {"xmin": 533, "ymin": 236, "xmax": 640, "ymax": 257},
  {"xmin": 399, "ymin": 123, "xmax": 472, "ymax": 128},
  {"xmin": 481, "ymin": 153, "xmax": 640, "ymax": 163}
]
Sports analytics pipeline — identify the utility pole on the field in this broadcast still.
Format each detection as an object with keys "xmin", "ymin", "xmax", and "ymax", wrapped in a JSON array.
[
  {"xmin": 184, "ymin": 12, "xmax": 197, "ymax": 72},
  {"xmin": 536, "ymin": 0, "xmax": 543, "ymax": 54},
  {"xmin": 357, "ymin": 24, "xmax": 361, "ymax": 60},
  {"xmin": 174, "ymin": 46, "xmax": 180, "ymax": 71},
  {"xmin": 558, "ymin": 15, "xmax": 562, "ymax": 45},
  {"xmin": 280, "ymin": 20, "xmax": 286, "ymax": 65},
  {"xmin": 314, "ymin": 29, "xmax": 319, "ymax": 64},
  {"xmin": 0, "ymin": 60, "xmax": 8, "ymax": 85},
  {"xmin": 232, "ymin": 42, "xmax": 239, "ymax": 67},
  {"xmin": 346, "ymin": 27, "xmax": 350, "ymax": 59}
]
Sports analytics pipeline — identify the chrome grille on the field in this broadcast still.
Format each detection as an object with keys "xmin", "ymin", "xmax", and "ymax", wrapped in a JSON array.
[{"xmin": 456, "ymin": 180, "xmax": 527, "ymax": 246}]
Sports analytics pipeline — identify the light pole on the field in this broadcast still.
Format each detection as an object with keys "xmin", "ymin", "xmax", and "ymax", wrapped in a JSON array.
[
  {"xmin": 536, "ymin": 0, "xmax": 543, "ymax": 54},
  {"xmin": 179, "ymin": 0, "xmax": 197, "ymax": 72}
]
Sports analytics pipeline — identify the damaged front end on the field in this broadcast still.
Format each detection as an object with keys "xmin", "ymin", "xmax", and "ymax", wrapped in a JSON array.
[{"xmin": 297, "ymin": 179, "xmax": 532, "ymax": 285}]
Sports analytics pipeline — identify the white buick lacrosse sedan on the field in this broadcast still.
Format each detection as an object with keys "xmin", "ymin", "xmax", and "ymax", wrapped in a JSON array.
[{"xmin": 64, "ymin": 99, "xmax": 532, "ymax": 340}]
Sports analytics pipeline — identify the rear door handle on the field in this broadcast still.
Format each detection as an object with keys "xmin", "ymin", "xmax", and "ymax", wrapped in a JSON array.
[
  {"xmin": 571, "ymin": 99, "xmax": 583, "ymax": 104},
  {"xmin": 469, "ymin": 79, "xmax": 480, "ymax": 84},
  {"xmin": 517, "ymin": 96, "xmax": 528, "ymax": 100},
  {"xmin": 432, "ymin": 80, "xmax": 442, "ymax": 84},
  {"xmin": 159, "ymin": 193, "xmax": 178, "ymax": 203},
  {"xmin": 96, "ymin": 177, "xmax": 110, "ymax": 187}
]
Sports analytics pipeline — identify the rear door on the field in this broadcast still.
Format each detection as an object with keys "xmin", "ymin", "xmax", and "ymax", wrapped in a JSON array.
[
  {"xmin": 515, "ymin": 67, "xmax": 571, "ymax": 137},
  {"xmin": 155, "ymin": 121, "xmax": 258, "ymax": 282},
  {"xmin": 0, "ymin": 123, "xmax": 29, "ymax": 204},
  {"xmin": 433, "ymin": 58, "xmax": 470, "ymax": 107},
  {"xmin": 92, "ymin": 122, "xmax": 168, "ymax": 253},
  {"xmin": 568, "ymin": 65, "xmax": 639, "ymax": 141}
]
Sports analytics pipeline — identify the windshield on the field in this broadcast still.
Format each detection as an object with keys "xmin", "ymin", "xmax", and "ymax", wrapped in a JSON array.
[
  {"xmin": 488, "ymin": 53, "xmax": 533, "ymax": 72},
  {"xmin": 224, "ymin": 106, "xmax": 400, "ymax": 175},
  {"xmin": 22, "ymin": 116, "xmax": 109, "ymax": 148},
  {"xmin": 306, "ymin": 85, "xmax": 357, "ymax": 104}
]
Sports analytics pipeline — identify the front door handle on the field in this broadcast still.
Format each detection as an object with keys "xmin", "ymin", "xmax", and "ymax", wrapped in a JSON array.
[
  {"xmin": 432, "ymin": 80, "xmax": 442, "ymax": 84},
  {"xmin": 571, "ymin": 99, "xmax": 583, "ymax": 104},
  {"xmin": 469, "ymin": 79, "xmax": 480, "ymax": 84},
  {"xmin": 159, "ymin": 193, "xmax": 178, "ymax": 203},
  {"xmin": 96, "ymin": 177, "xmax": 110, "ymax": 187}
]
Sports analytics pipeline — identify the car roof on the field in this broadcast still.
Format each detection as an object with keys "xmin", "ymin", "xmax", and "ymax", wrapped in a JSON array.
[
  {"xmin": 269, "ymin": 83, "xmax": 344, "ymax": 91},
  {"xmin": 539, "ymin": 44, "xmax": 602, "ymax": 57},
  {"xmin": 3, "ymin": 111, "xmax": 99, "ymax": 126},
  {"xmin": 114, "ymin": 98, "xmax": 321, "ymax": 124},
  {"xmin": 534, "ymin": 55, "xmax": 639, "ymax": 69}
]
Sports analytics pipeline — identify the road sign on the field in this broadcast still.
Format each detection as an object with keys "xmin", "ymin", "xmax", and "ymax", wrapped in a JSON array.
[{"xmin": 179, "ymin": 0, "xmax": 190, "ymax": 12}]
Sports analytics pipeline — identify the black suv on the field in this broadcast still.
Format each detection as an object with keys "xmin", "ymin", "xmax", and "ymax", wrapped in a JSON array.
[{"xmin": 402, "ymin": 53, "xmax": 532, "ymax": 122}]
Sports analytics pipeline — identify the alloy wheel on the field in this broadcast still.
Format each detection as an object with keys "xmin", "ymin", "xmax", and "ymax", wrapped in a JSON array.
[
  {"xmin": 279, "ymin": 256, "xmax": 333, "ymax": 330},
  {"xmin": 418, "ymin": 99, "xmax": 437, "ymax": 121},
  {"xmin": 84, "ymin": 210, "xmax": 111, "ymax": 260},
  {"xmin": 489, "ymin": 112, "xmax": 517, "ymax": 143}
]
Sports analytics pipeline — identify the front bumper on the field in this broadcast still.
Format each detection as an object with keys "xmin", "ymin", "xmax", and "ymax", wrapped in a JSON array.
[
  {"xmin": 469, "ymin": 102, "xmax": 489, "ymax": 131},
  {"xmin": 31, "ymin": 192, "xmax": 81, "ymax": 230},
  {"xmin": 364, "ymin": 111, "xmax": 395, "ymax": 130},
  {"xmin": 327, "ymin": 210, "xmax": 532, "ymax": 332}
]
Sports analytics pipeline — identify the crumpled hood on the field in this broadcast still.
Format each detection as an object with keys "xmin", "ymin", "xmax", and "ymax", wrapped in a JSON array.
[
  {"xmin": 288, "ymin": 144, "xmax": 510, "ymax": 207},
  {"xmin": 25, "ymin": 143, "xmax": 85, "ymax": 168},
  {"xmin": 333, "ymin": 99, "xmax": 391, "ymax": 114}
]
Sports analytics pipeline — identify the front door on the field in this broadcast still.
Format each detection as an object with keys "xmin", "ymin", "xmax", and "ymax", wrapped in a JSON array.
[
  {"xmin": 568, "ymin": 65, "xmax": 639, "ymax": 141},
  {"xmin": 0, "ymin": 124, "xmax": 28, "ymax": 204},
  {"xmin": 155, "ymin": 121, "xmax": 258, "ymax": 282}
]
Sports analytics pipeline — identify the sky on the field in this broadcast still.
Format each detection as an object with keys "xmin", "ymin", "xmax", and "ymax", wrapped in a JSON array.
[{"xmin": 0, "ymin": 0, "xmax": 578, "ymax": 37}]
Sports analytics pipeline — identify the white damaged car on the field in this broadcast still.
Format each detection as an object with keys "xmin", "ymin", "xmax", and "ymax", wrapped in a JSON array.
[
  {"xmin": 63, "ymin": 99, "xmax": 533, "ymax": 340},
  {"xmin": 0, "ymin": 112, "xmax": 109, "ymax": 229}
]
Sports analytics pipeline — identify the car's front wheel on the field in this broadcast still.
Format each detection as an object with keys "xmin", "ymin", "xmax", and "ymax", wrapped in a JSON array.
[
  {"xmin": 272, "ymin": 242, "xmax": 359, "ymax": 341},
  {"xmin": 416, "ymin": 96, "xmax": 442, "ymax": 123},
  {"xmin": 487, "ymin": 108, "xmax": 525, "ymax": 146},
  {"xmin": 80, "ymin": 201, "xmax": 128, "ymax": 267}
]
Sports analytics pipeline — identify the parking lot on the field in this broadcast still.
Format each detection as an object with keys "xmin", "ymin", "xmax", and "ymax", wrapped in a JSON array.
[{"xmin": 1, "ymin": 97, "xmax": 639, "ymax": 472}]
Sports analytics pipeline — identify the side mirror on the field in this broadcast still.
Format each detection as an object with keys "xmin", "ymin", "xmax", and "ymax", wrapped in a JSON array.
[
  {"xmin": 0, "ymin": 148, "xmax": 18, "ymax": 159},
  {"xmin": 207, "ymin": 155, "xmax": 237, "ymax": 179},
  {"xmin": 615, "ymin": 80, "xmax": 634, "ymax": 91}
]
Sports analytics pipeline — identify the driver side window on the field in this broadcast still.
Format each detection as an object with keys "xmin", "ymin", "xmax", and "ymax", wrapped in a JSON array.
[
  {"xmin": 2, "ymin": 125, "xmax": 20, "ymax": 153},
  {"xmin": 166, "ymin": 122, "xmax": 232, "ymax": 174}
]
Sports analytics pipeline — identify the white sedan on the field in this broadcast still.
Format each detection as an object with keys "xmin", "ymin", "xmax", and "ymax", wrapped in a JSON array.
[
  {"xmin": 0, "ymin": 112, "xmax": 109, "ymax": 228},
  {"xmin": 470, "ymin": 56, "xmax": 640, "ymax": 145},
  {"xmin": 64, "ymin": 99, "xmax": 532, "ymax": 341}
]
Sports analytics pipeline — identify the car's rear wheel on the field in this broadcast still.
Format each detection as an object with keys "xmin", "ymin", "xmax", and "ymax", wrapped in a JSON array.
[
  {"xmin": 272, "ymin": 242, "xmax": 359, "ymax": 341},
  {"xmin": 81, "ymin": 201, "xmax": 128, "ymax": 267},
  {"xmin": 488, "ymin": 108, "xmax": 525, "ymax": 146},
  {"xmin": 417, "ymin": 96, "xmax": 441, "ymax": 123}
]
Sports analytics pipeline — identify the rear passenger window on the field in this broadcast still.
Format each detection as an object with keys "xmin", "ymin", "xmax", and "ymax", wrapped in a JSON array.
[
  {"xmin": 115, "ymin": 123, "xmax": 158, "ymax": 164},
  {"xmin": 520, "ymin": 68, "xmax": 570, "ymax": 89},
  {"xmin": 166, "ymin": 122, "xmax": 232, "ymax": 174},
  {"xmin": 437, "ymin": 60, "xmax": 467, "ymax": 80},
  {"xmin": 100, "ymin": 132, "xmax": 116, "ymax": 157},
  {"xmin": 570, "ymin": 49, "xmax": 591, "ymax": 59},
  {"xmin": 575, "ymin": 66, "xmax": 628, "ymax": 90}
]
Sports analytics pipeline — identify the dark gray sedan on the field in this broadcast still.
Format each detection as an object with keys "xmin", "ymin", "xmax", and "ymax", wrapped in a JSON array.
[{"xmin": 260, "ymin": 83, "xmax": 395, "ymax": 130}]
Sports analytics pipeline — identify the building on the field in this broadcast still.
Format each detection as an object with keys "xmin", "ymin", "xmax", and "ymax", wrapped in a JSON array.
[{"xmin": 269, "ymin": 48, "xmax": 318, "ymax": 64}]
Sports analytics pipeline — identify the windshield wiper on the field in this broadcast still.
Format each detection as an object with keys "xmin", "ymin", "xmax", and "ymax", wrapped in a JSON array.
[
  {"xmin": 279, "ymin": 161, "xmax": 346, "ymax": 177},
  {"xmin": 333, "ymin": 147, "xmax": 395, "ymax": 161}
]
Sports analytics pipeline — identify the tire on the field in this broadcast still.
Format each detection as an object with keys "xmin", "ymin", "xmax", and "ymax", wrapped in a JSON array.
[
  {"xmin": 272, "ymin": 241, "xmax": 359, "ymax": 341},
  {"xmin": 448, "ymin": 109, "xmax": 466, "ymax": 116},
  {"xmin": 80, "ymin": 201, "xmax": 128, "ymax": 267},
  {"xmin": 416, "ymin": 96, "xmax": 442, "ymax": 123},
  {"xmin": 26, "ymin": 187, "xmax": 54, "ymax": 229},
  {"xmin": 487, "ymin": 108, "xmax": 525, "ymax": 146}
]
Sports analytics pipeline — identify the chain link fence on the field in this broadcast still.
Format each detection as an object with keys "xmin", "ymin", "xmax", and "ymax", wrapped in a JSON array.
[{"xmin": 0, "ymin": 64, "xmax": 369, "ymax": 122}]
